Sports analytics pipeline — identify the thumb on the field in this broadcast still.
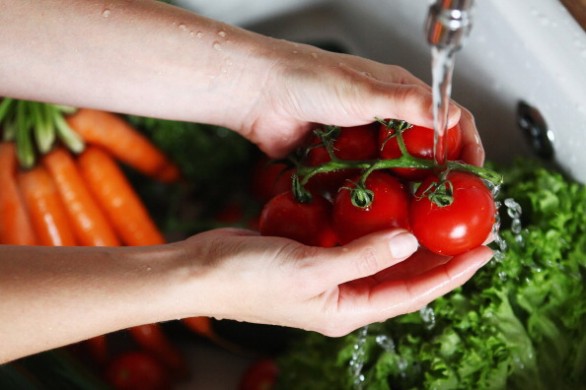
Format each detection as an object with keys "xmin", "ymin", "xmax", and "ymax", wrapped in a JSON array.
[
  {"xmin": 316, "ymin": 229, "xmax": 419, "ymax": 286},
  {"xmin": 367, "ymin": 83, "xmax": 461, "ymax": 129}
]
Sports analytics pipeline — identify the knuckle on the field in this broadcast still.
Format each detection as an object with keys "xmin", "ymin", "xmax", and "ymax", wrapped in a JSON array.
[{"xmin": 355, "ymin": 246, "xmax": 382, "ymax": 276}]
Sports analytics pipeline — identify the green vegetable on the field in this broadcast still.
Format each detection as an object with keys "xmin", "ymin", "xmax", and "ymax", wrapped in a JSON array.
[
  {"xmin": 276, "ymin": 159, "xmax": 586, "ymax": 389},
  {"xmin": 126, "ymin": 116, "xmax": 259, "ymax": 234}
]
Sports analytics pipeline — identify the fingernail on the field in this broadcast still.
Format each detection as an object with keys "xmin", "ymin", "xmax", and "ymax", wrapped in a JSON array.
[{"xmin": 389, "ymin": 232, "xmax": 419, "ymax": 259}]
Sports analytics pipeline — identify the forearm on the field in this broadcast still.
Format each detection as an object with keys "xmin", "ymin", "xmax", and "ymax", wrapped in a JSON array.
[
  {"xmin": 0, "ymin": 0, "xmax": 274, "ymax": 130},
  {"xmin": 0, "ymin": 243, "xmax": 192, "ymax": 363}
]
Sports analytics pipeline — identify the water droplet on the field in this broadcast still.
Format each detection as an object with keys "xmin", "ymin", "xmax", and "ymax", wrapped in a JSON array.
[
  {"xmin": 375, "ymin": 335, "xmax": 395, "ymax": 352},
  {"xmin": 212, "ymin": 41, "xmax": 222, "ymax": 51},
  {"xmin": 419, "ymin": 305, "xmax": 436, "ymax": 330},
  {"xmin": 349, "ymin": 326, "xmax": 369, "ymax": 389},
  {"xmin": 145, "ymin": 266, "xmax": 152, "ymax": 272},
  {"xmin": 292, "ymin": 50, "xmax": 298, "ymax": 54},
  {"xmin": 218, "ymin": 30, "xmax": 227, "ymax": 38},
  {"xmin": 195, "ymin": 31, "xmax": 203, "ymax": 39},
  {"xmin": 178, "ymin": 23, "xmax": 187, "ymax": 31},
  {"xmin": 102, "ymin": 8, "xmax": 111, "ymax": 18},
  {"xmin": 311, "ymin": 52, "xmax": 318, "ymax": 59}
]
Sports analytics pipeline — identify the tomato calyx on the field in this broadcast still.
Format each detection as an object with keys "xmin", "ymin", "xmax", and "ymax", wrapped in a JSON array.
[
  {"xmin": 340, "ymin": 179, "xmax": 375, "ymax": 208},
  {"xmin": 416, "ymin": 175, "xmax": 455, "ymax": 207},
  {"xmin": 376, "ymin": 118, "xmax": 412, "ymax": 157},
  {"xmin": 309, "ymin": 125, "xmax": 341, "ymax": 161}
]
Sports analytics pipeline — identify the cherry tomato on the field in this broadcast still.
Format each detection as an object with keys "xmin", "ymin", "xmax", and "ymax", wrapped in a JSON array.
[
  {"xmin": 305, "ymin": 123, "xmax": 379, "ymax": 195},
  {"xmin": 333, "ymin": 171, "xmax": 410, "ymax": 245},
  {"xmin": 105, "ymin": 351, "xmax": 170, "ymax": 390},
  {"xmin": 259, "ymin": 191, "xmax": 337, "ymax": 247},
  {"xmin": 250, "ymin": 156, "xmax": 294, "ymax": 203},
  {"xmin": 239, "ymin": 358, "xmax": 279, "ymax": 390},
  {"xmin": 379, "ymin": 123, "xmax": 462, "ymax": 180},
  {"xmin": 410, "ymin": 171, "xmax": 495, "ymax": 256}
]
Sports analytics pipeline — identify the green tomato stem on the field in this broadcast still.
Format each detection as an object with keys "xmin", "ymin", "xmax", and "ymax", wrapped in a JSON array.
[{"xmin": 296, "ymin": 154, "xmax": 503, "ymax": 189}]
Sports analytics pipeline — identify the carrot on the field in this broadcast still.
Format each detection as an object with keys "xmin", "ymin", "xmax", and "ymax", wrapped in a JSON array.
[
  {"xmin": 17, "ymin": 165, "xmax": 76, "ymax": 246},
  {"xmin": 128, "ymin": 324, "xmax": 189, "ymax": 380},
  {"xmin": 77, "ymin": 146, "xmax": 165, "ymax": 246},
  {"xmin": 42, "ymin": 147, "xmax": 120, "ymax": 246},
  {"xmin": 66, "ymin": 108, "xmax": 180, "ymax": 182},
  {"xmin": 0, "ymin": 142, "xmax": 37, "ymax": 245}
]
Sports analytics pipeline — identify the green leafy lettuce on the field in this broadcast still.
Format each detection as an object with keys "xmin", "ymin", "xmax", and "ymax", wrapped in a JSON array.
[{"xmin": 276, "ymin": 160, "xmax": 586, "ymax": 390}]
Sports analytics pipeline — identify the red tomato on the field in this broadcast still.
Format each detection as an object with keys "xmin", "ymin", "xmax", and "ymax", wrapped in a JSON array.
[
  {"xmin": 239, "ymin": 358, "xmax": 279, "ymax": 390},
  {"xmin": 305, "ymin": 123, "xmax": 379, "ymax": 195},
  {"xmin": 410, "ymin": 171, "xmax": 495, "ymax": 256},
  {"xmin": 250, "ymin": 156, "xmax": 294, "ymax": 203},
  {"xmin": 379, "ymin": 123, "xmax": 462, "ymax": 180},
  {"xmin": 105, "ymin": 351, "xmax": 170, "ymax": 390},
  {"xmin": 332, "ymin": 171, "xmax": 410, "ymax": 244},
  {"xmin": 259, "ymin": 191, "xmax": 337, "ymax": 247}
]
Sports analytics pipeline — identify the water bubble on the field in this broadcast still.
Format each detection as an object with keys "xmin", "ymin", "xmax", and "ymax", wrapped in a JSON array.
[
  {"xmin": 419, "ymin": 305, "xmax": 436, "ymax": 330},
  {"xmin": 349, "ymin": 326, "xmax": 369, "ymax": 389},
  {"xmin": 102, "ymin": 8, "xmax": 111, "ymax": 18},
  {"xmin": 504, "ymin": 198, "xmax": 524, "ymax": 245},
  {"xmin": 375, "ymin": 334, "xmax": 395, "ymax": 352}
]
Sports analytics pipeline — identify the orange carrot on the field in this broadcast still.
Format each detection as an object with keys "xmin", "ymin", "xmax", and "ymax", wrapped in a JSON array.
[
  {"xmin": 77, "ymin": 146, "xmax": 165, "ymax": 246},
  {"xmin": 42, "ymin": 147, "xmax": 120, "ymax": 246},
  {"xmin": 0, "ymin": 142, "xmax": 37, "ymax": 245},
  {"xmin": 17, "ymin": 165, "xmax": 76, "ymax": 246},
  {"xmin": 66, "ymin": 108, "xmax": 180, "ymax": 182}
]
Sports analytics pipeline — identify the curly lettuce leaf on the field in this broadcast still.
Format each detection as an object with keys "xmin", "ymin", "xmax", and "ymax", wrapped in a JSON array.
[{"xmin": 276, "ymin": 160, "xmax": 586, "ymax": 389}]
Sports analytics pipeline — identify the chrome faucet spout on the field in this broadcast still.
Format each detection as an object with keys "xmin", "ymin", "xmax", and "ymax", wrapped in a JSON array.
[{"xmin": 426, "ymin": 0, "xmax": 474, "ymax": 50}]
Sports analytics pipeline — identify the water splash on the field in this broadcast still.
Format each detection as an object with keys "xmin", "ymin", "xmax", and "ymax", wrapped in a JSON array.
[
  {"xmin": 505, "ymin": 198, "xmax": 524, "ymax": 245},
  {"xmin": 419, "ymin": 305, "xmax": 436, "ymax": 330},
  {"xmin": 349, "ymin": 325, "xmax": 369, "ymax": 389},
  {"xmin": 375, "ymin": 334, "xmax": 395, "ymax": 352},
  {"xmin": 431, "ymin": 46, "xmax": 457, "ymax": 166},
  {"xmin": 492, "ymin": 197, "xmax": 524, "ymax": 264}
]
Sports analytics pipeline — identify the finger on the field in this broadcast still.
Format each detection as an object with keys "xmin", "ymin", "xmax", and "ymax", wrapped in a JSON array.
[
  {"xmin": 313, "ymin": 229, "xmax": 419, "ymax": 286},
  {"xmin": 456, "ymin": 105, "xmax": 485, "ymax": 166},
  {"xmin": 321, "ymin": 63, "xmax": 460, "ymax": 129},
  {"xmin": 372, "ymin": 247, "xmax": 450, "ymax": 282},
  {"xmin": 366, "ymin": 245, "xmax": 492, "ymax": 321}
]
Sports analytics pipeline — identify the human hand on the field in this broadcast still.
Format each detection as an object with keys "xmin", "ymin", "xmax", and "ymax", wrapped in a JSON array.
[
  {"xmin": 237, "ymin": 41, "xmax": 484, "ymax": 166},
  {"xmin": 175, "ymin": 227, "xmax": 492, "ymax": 336}
]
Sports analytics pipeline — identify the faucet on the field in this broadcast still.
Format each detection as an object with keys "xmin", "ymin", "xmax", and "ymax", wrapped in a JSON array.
[{"xmin": 425, "ymin": 0, "xmax": 474, "ymax": 50}]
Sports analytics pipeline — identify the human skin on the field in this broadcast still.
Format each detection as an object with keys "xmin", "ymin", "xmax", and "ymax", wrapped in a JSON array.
[{"xmin": 0, "ymin": 0, "xmax": 491, "ymax": 363}]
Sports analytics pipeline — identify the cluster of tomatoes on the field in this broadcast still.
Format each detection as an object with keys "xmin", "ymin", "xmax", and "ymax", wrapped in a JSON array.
[{"xmin": 257, "ymin": 120, "xmax": 497, "ymax": 256}]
